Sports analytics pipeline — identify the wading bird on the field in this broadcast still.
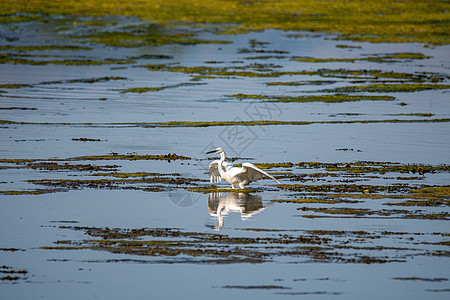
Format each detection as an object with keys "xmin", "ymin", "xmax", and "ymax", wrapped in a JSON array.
[{"xmin": 206, "ymin": 147, "xmax": 280, "ymax": 189}]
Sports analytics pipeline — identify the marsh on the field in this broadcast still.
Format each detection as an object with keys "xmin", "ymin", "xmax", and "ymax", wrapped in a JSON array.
[{"xmin": 0, "ymin": 3, "xmax": 449, "ymax": 299}]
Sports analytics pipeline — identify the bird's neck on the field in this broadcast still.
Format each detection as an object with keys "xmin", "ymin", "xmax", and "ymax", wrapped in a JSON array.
[
  {"xmin": 219, "ymin": 152, "xmax": 227, "ymax": 173},
  {"xmin": 219, "ymin": 151, "xmax": 226, "ymax": 163}
]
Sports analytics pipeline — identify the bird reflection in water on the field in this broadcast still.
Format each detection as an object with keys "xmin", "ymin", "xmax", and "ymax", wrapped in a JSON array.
[{"xmin": 207, "ymin": 192, "xmax": 267, "ymax": 230}]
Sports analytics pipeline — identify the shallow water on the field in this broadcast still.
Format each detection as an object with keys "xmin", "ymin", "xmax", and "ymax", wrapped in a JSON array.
[{"xmin": 1, "ymin": 16, "xmax": 449, "ymax": 299}]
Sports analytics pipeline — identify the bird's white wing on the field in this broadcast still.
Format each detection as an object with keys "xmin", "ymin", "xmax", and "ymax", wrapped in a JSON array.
[
  {"xmin": 209, "ymin": 160, "xmax": 233, "ymax": 183},
  {"xmin": 241, "ymin": 163, "xmax": 281, "ymax": 184},
  {"xmin": 208, "ymin": 161, "xmax": 222, "ymax": 183},
  {"xmin": 209, "ymin": 160, "xmax": 234, "ymax": 183}
]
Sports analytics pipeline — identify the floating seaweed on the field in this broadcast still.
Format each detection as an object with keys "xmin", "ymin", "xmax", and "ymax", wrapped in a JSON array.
[
  {"xmin": 40, "ymin": 225, "xmax": 449, "ymax": 264},
  {"xmin": 2, "ymin": 1, "xmax": 449, "ymax": 44}
]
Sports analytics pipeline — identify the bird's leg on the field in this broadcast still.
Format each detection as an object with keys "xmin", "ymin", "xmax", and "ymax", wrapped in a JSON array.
[
  {"xmin": 239, "ymin": 183, "xmax": 246, "ymax": 189},
  {"xmin": 231, "ymin": 185, "xmax": 236, "ymax": 189}
]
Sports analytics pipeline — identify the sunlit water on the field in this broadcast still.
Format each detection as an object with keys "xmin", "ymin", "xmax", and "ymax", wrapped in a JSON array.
[{"xmin": 1, "ymin": 16, "xmax": 449, "ymax": 299}]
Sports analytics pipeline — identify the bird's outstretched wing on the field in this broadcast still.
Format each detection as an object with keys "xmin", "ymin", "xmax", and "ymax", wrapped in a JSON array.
[
  {"xmin": 208, "ymin": 160, "xmax": 233, "ymax": 183},
  {"xmin": 208, "ymin": 161, "xmax": 222, "ymax": 183},
  {"xmin": 241, "ymin": 163, "xmax": 281, "ymax": 184}
]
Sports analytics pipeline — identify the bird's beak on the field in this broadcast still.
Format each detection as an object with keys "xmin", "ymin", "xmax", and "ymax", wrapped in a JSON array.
[{"xmin": 206, "ymin": 150, "xmax": 217, "ymax": 154}]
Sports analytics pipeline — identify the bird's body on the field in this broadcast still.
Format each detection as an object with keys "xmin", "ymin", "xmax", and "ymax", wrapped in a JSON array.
[{"xmin": 207, "ymin": 147, "xmax": 280, "ymax": 189}]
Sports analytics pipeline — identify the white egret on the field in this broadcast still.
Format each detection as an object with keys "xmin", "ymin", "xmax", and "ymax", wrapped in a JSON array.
[{"xmin": 206, "ymin": 147, "xmax": 280, "ymax": 188}]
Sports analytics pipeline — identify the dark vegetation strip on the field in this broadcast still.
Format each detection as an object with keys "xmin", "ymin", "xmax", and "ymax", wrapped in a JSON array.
[{"xmin": 1, "ymin": 118, "xmax": 450, "ymax": 128}]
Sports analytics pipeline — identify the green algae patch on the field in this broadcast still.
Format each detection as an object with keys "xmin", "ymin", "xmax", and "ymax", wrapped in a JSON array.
[
  {"xmin": 71, "ymin": 138, "xmax": 102, "ymax": 142},
  {"xmin": 141, "ymin": 120, "xmax": 312, "ymax": 127},
  {"xmin": 336, "ymin": 44, "xmax": 362, "ymax": 49},
  {"xmin": 137, "ymin": 64, "xmax": 444, "ymax": 83},
  {"xmin": 91, "ymin": 172, "xmax": 181, "ymax": 179},
  {"xmin": 267, "ymin": 80, "xmax": 337, "ymax": 86},
  {"xmin": 390, "ymin": 113, "xmax": 434, "ymax": 117},
  {"xmin": 234, "ymin": 162, "xmax": 294, "ymax": 170},
  {"xmin": 221, "ymin": 285, "xmax": 291, "ymax": 290},
  {"xmin": 28, "ymin": 178, "xmax": 146, "ymax": 190},
  {"xmin": 269, "ymin": 69, "xmax": 448, "ymax": 83},
  {"xmin": 2, "ymin": 0, "xmax": 449, "ymax": 45},
  {"xmin": 327, "ymin": 83, "xmax": 450, "ymax": 93},
  {"xmin": 272, "ymin": 198, "xmax": 360, "ymax": 204},
  {"xmin": 69, "ymin": 23, "xmax": 232, "ymax": 48},
  {"xmin": 385, "ymin": 199, "xmax": 449, "ymax": 207},
  {"xmin": 0, "ymin": 13, "xmax": 44, "ymax": 24},
  {"xmin": 0, "ymin": 248, "xmax": 25, "ymax": 252},
  {"xmin": 228, "ymin": 93, "xmax": 396, "ymax": 103},
  {"xmin": 0, "ymin": 53, "xmax": 132, "ymax": 66},
  {"xmin": 299, "ymin": 206, "xmax": 375, "ymax": 216},
  {"xmin": 279, "ymin": 180, "xmax": 450, "ymax": 219},
  {"xmin": 238, "ymin": 48, "xmax": 289, "ymax": 55},
  {"xmin": 140, "ymin": 63, "xmax": 286, "ymax": 78},
  {"xmin": 367, "ymin": 53, "xmax": 432, "ymax": 61},
  {"xmin": 412, "ymin": 187, "xmax": 450, "ymax": 199},
  {"xmin": 142, "ymin": 119, "xmax": 447, "ymax": 128},
  {"xmin": 323, "ymin": 193, "xmax": 407, "ymax": 201},
  {"xmin": 2, "ymin": 118, "xmax": 450, "ymax": 129},
  {"xmin": 243, "ymin": 55, "xmax": 289, "ymax": 60},
  {"xmin": 1, "ymin": 77, "xmax": 127, "ymax": 91},
  {"xmin": 0, "ymin": 45, "xmax": 93, "ymax": 52},
  {"xmin": 324, "ymin": 162, "xmax": 450, "ymax": 175},
  {"xmin": 0, "ymin": 266, "xmax": 29, "ymax": 283},
  {"xmin": 393, "ymin": 277, "xmax": 449, "ymax": 282},
  {"xmin": 300, "ymin": 185, "xmax": 450, "ymax": 206},
  {"xmin": 403, "ymin": 213, "xmax": 449, "ymax": 220},
  {"xmin": 0, "ymin": 107, "xmax": 37, "ymax": 110},
  {"xmin": 120, "ymin": 87, "xmax": 169, "ymax": 93},
  {"xmin": 0, "ymin": 76, "xmax": 127, "ymax": 92},
  {"xmin": 28, "ymin": 162, "xmax": 119, "ymax": 172},
  {"xmin": 384, "ymin": 187, "xmax": 450, "ymax": 207},
  {"xmin": 0, "ymin": 83, "xmax": 32, "ymax": 89},
  {"xmin": 22, "ymin": 165, "xmax": 202, "ymax": 193},
  {"xmin": 0, "ymin": 189, "xmax": 63, "ymax": 195},
  {"xmin": 41, "ymin": 225, "xmax": 447, "ymax": 264},
  {"xmin": 280, "ymin": 183, "xmax": 413, "ymax": 194},
  {"xmin": 294, "ymin": 53, "xmax": 432, "ymax": 63},
  {"xmin": 118, "ymin": 82, "xmax": 204, "ymax": 93},
  {"xmin": 28, "ymin": 176, "xmax": 196, "ymax": 191},
  {"xmin": 128, "ymin": 54, "xmax": 173, "ymax": 60},
  {"xmin": 67, "ymin": 153, "xmax": 191, "ymax": 162},
  {"xmin": 0, "ymin": 158, "xmax": 40, "ymax": 164},
  {"xmin": 45, "ymin": 76, "xmax": 127, "ymax": 85},
  {"xmin": 298, "ymin": 206, "xmax": 449, "ymax": 220}
]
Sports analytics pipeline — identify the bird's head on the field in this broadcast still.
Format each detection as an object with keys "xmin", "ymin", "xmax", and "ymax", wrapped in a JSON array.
[{"xmin": 206, "ymin": 147, "xmax": 224, "ymax": 154}]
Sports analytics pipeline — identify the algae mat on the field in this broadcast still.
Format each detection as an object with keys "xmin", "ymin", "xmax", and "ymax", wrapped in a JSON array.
[
  {"xmin": 1, "ymin": 0, "xmax": 449, "ymax": 44},
  {"xmin": 0, "ymin": 6, "xmax": 449, "ymax": 300}
]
